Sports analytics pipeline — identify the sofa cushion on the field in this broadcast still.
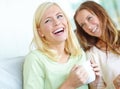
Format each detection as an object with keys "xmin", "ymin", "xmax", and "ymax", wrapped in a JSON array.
[{"xmin": 0, "ymin": 56, "xmax": 24, "ymax": 89}]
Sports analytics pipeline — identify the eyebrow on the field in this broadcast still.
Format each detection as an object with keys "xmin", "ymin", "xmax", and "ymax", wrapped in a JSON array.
[
  {"xmin": 41, "ymin": 12, "xmax": 62, "ymax": 24},
  {"xmin": 45, "ymin": 11, "xmax": 63, "ymax": 19}
]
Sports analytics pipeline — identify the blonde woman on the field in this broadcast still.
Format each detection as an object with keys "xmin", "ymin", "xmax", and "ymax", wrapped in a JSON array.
[{"xmin": 23, "ymin": 2, "xmax": 99, "ymax": 89}]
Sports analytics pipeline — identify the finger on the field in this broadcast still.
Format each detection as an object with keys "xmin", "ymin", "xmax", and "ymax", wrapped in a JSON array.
[
  {"xmin": 93, "ymin": 66, "xmax": 100, "ymax": 71},
  {"xmin": 71, "ymin": 64, "xmax": 79, "ymax": 71},
  {"xmin": 91, "ymin": 63, "xmax": 98, "ymax": 68},
  {"xmin": 90, "ymin": 58, "xmax": 95, "ymax": 64},
  {"xmin": 95, "ymin": 71, "xmax": 101, "ymax": 76},
  {"xmin": 74, "ymin": 65, "xmax": 85, "ymax": 75}
]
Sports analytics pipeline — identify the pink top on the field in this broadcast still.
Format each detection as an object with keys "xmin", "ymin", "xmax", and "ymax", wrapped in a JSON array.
[{"xmin": 87, "ymin": 46, "xmax": 120, "ymax": 89}]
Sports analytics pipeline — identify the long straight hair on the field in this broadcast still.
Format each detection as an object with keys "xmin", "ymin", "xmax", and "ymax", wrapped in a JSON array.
[{"xmin": 31, "ymin": 2, "xmax": 82, "ymax": 61}]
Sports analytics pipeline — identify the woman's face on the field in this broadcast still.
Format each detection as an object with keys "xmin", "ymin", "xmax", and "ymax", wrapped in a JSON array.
[
  {"xmin": 76, "ymin": 9, "xmax": 102, "ymax": 38},
  {"xmin": 39, "ymin": 5, "xmax": 68, "ymax": 44}
]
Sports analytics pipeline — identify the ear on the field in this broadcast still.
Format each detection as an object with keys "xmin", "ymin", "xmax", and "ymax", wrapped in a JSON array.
[{"xmin": 37, "ymin": 28, "xmax": 44, "ymax": 37}]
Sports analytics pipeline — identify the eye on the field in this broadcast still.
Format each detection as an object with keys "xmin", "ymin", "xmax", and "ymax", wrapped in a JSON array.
[
  {"xmin": 44, "ymin": 18, "xmax": 52, "ymax": 23},
  {"xmin": 88, "ymin": 16, "xmax": 93, "ymax": 21},
  {"xmin": 57, "ymin": 14, "xmax": 64, "ymax": 19}
]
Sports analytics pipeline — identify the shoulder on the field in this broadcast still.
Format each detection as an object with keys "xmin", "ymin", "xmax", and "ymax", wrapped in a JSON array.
[
  {"xmin": 25, "ymin": 50, "xmax": 38, "ymax": 60},
  {"xmin": 77, "ymin": 49, "xmax": 87, "ymax": 63},
  {"xmin": 24, "ymin": 50, "xmax": 46, "ymax": 64},
  {"xmin": 23, "ymin": 50, "xmax": 45, "ymax": 79},
  {"xmin": 86, "ymin": 47, "xmax": 100, "ymax": 61},
  {"xmin": 26, "ymin": 49, "xmax": 45, "ymax": 59},
  {"xmin": 86, "ymin": 46, "xmax": 100, "ymax": 54}
]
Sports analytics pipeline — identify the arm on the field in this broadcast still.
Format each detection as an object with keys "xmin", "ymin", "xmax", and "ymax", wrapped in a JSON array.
[
  {"xmin": 23, "ymin": 53, "xmax": 45, "ymax": 89},
  {"xmin": 89, "ymin": 75, "xmax": 120, "ymax": 89},
  {"xmin": 87, "ymin": 52, "xmax": 106, "ymax": 89},
  {"xmin": 113, "ymin": 74, "xmax": 120, "ymax": 89},
  {"xmin": 89, "ymin": 76, "xmax": 106, "ymax": 89},
  {"xmin": 88, "ymin": 53, "xmax": 117, "ymax": 89},
  {"xmin": 89, "ymin": 59, "xmax": 106, "ymax": 89},
  {"xmin": 105, "ymin": 83, "xmax": 116, "ymax": 89}
]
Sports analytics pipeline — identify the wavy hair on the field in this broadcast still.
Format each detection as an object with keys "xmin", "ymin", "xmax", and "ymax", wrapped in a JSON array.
[{"xmin": 74, "ymin": 1, "xmax": 120, "ymax": 54}]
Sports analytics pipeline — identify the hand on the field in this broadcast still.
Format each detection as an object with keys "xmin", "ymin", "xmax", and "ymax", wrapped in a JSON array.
[
  {"xmin": 60, "ymin": 65, "xmax": 89, "ymax": 89},
  {"xmin": 113, "ymin": 74, "xmax": 120, "ymax": 89},
  {"xmin": 90, "ymin": 59, "xmax": 100, "ymax": 83},
  {"xmin": 90, "ymin": 59, "xmax": 100, "ymax": 76}
]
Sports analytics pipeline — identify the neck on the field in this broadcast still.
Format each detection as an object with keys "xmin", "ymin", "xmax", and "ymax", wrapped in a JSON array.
[
  {"xmin": 96, "ymin": 40, "xmax": 109, "ymax": 51},
  {"xmin": 49, "ymin": 42, "xmax": 70, "ymax": 63},
  {"xmin": 57, "ymin": 51, "xmax": 70, "ymax": 63},
  {"xmin": 49, "ymin": 43, "xmax": 65, "ymax": 54}
]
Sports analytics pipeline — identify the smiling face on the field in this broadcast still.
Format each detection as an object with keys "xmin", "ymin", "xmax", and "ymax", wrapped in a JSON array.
[
  {"xmin": 39, "ymin": 5, "xmax": 68, "ymax": 44},
  {"xmin": 76, "ymin": 9, "xmax": 102, "ymax": 38}
]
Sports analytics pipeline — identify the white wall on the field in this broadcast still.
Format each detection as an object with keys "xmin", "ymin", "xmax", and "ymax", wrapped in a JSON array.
[{"xmin": 0, "ymin": 0, "xmax": 78, "ymax": 59}]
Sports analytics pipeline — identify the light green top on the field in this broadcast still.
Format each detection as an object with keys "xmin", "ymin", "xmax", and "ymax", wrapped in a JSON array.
[{"xmin": 23, "ymin": 50, "xmax": 88, "ymax": 89}]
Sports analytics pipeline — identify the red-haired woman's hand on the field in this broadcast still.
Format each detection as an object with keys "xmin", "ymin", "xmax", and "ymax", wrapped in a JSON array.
[
  {"xmin": 90, "ymin": 59, "xmax": 100, "ymax": 83},
  {"xmin": 113, "ymin": 74, "xmax": 120, "ymax": 89}
]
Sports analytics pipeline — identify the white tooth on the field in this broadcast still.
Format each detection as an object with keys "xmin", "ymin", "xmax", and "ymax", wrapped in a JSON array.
[
  {"xmin": 54, "ymin": 28, "xmax": 63, "ymax": 33},
  {"xmin": 92, "ymin": 27, "xmax": 96, "ymax": 32}
]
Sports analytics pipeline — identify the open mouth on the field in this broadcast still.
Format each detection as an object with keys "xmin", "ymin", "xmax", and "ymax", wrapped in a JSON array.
[
  {"xmin": 53, "ymin": 28, "xmax": 64, "ymax": 34},
  {"xmin": 92, "ymin": 27, "xmax": 97, "ymax": 32},
  {"xmin": 91, "ymin": 25, "xmax": 99, "ymax": 33}
]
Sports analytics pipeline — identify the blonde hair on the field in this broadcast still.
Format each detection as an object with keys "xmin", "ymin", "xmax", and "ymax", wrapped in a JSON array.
[{"xmin": 31, "ymin": 2, "xmax": 82, "ymax": 61}]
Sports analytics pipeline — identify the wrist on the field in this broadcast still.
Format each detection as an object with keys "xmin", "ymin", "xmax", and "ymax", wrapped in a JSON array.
[{"xmin": 59, "ymin": 80, "xmax": 75, "ymax": 89}]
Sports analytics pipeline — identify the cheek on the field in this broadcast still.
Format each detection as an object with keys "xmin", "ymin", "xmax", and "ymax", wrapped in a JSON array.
[
  {"xmin": 83, "ymin": 28, "xmax": 89, "ymax": 33},
  {"xmin": 94, "ymin": 17, "xmax": 100, "ymax": 24},
  {"xmin": 63, "ymin": 18, "xmax": 68, "ymax": 24},
  {"xmin": 82, "ymin": 27, "xmax": 91, "ymax": 34},
  {"xmin": 43, "ymin": 26, "xmax": 53, "ymax": 37},
  {"xmin": 42, "ymin": 24, "xmax": 52, "ymax": 33}
]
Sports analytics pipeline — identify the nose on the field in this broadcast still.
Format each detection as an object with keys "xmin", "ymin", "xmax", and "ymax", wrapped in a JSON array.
[{"xmin": 54, "ymin": 18, "xmax": 60, "ymax": 26}]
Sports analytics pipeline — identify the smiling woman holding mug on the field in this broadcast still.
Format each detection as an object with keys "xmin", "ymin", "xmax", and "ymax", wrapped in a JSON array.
[
  {"xmin": 74, "ymin": 1, "xmax": 120, "ymax": 89},
  {"xmin": 23, "ymin": 1, "xmax": 100, "ymax": 89}
]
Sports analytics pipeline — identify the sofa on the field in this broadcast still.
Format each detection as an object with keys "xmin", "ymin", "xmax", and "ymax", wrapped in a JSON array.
[{"xmin": 0, "ymin": 56, "xmax": 24, "ymax": 89}]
